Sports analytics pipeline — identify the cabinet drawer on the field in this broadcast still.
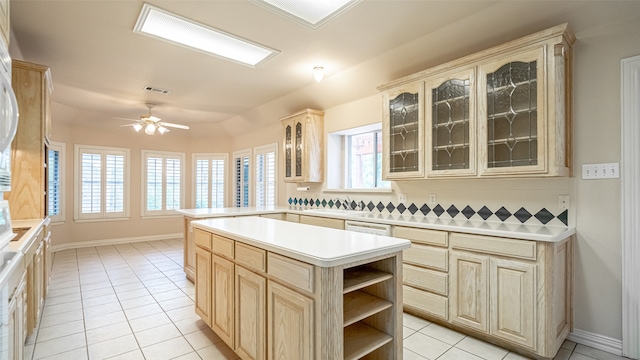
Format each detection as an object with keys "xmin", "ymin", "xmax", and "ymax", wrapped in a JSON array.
[
  {"xmin": 260, "ymin": 213, "xmax": 283, "ymax": 221},
  {"xmin": 235, "ymin": 242, "xmax": 266, "ymax": 272},
  {"xmin": 299, "ymin": 215, "xmax": 344, "ymax": 230},
  {"xmin": 284, "ymin": 213, "xmax": 299, "ymax": 223},
  {"xmin": 194, "ymin": 229, "xmax": 212, "ymax": 250},
  {"xmin": 404, "ymin": 244, "xmax": 448, "ymax": 271},
  {"xmin": 403, "ymin": 285, "xmax": 448, "ymax": 320},
  {"xmin": 394, "ymin": 226, "xmax": 448, "ymax": 247},
  {"xmin": 403, "ymin": 264, "xmax": 448, "ymax": 296},
  {"xmin": 450, "ymin": 233, "xmax": 536, "ymax": 260},
  {"xmin": 212, "ymin": 235, "xmax": 235, "ymax": 259},
  {"xmin": 267, "ymin": 253, "xmax": 314, "ymax": 293}
]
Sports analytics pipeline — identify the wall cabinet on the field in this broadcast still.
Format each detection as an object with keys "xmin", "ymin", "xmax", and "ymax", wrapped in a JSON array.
[
  {"xmin": 382, "ymin": 82, "xmax": 425, "ymax": 179},
  {"xmin": 379, "ymin": 23, "xmax": 574, "ymax": 179},
  {"xmin": 7, "ymin": 60, "xmax": 52, "ymax": 219},
  {"xmin": 281, "ymin": 109, "xmax": 324, "ymax": 183}
]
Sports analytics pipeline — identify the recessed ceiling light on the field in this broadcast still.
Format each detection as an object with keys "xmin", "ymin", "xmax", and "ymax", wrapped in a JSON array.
[
  {"xmin": 250, "ymin": 0, "xmax": 361, "ymax": 29},
  {"xmin": 134, "ymin": 3, "xmax": 279, "ymax": 67}
]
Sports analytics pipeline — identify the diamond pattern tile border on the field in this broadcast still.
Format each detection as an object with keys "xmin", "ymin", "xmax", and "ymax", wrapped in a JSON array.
[{"xmin": 288, "ymin": 197, "xmax": 570, "ymax": 226}]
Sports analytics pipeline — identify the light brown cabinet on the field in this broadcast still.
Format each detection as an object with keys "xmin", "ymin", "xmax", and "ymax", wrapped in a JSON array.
[
  {"xmin": 379, "ymin": 24, "xmax": 575, "ymax": 179},
  {"xmin": 281, "ymin": 109, "xmax": 324, "ymax": 183},
  {"xmin": 212, "ymin": 254, "xmax": 234, "ymax": 349},
  {"xmin": 450, "ymin": 251, "xmax": 489, "ymax": 332},
  {"xmin": 7, "ymin": 60, "xmax": 52, "ymax": 219},
  {"xmin": 267, "ymin": 281, "xmax": 314, "ymax": 360},
  {"xmin": 298, "ymin": 214, "xmax": 344, "ymax": 230},
  {"xmin": 183, "ymin": 217, "xmax": 197, "ymax": 281},
  {"xmin": 235, "ymin": 265, "xmax": 266, "ymax": 360},
  {"xmin": 194, "ymin": 246, "xmax": 212, "ymax": 326},
  {"xmin": 7, "ymin": 274, "xmax": 26, "ymax": 360}
]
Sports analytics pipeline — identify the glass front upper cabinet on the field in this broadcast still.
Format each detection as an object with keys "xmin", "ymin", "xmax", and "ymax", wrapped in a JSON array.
[
  {"xmin": 478, "ymin": 47, "xmax": 546, "ymax": 176},
  {"xmin": 281, "ymin": 109, "xmax": 324, "ymax": 183},
  {"xmin": 382, "ymin": 82, "xmax": 424, "ymax": 179},
  {"xmin": 426, "ymin": 68, "xmax": 476, "ymax": 177}
]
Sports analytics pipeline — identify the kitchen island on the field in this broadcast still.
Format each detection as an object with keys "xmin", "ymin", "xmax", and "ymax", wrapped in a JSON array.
[{"xmin": 191, "ymin": 216, "xmax": 411, "ymax": 360}]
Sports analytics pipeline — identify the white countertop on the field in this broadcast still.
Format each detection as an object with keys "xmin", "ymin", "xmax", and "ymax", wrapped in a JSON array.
[
  {"xmin": 178, "ymin": 207, "xmax": 575, "ymax": 242},
  {"xmin": 9, "ymin": 218, "xmax": 49, "ymax": 254},
  {"xmin": 191, "ymin": 217, "xmax": 411, "ymax": 267}
]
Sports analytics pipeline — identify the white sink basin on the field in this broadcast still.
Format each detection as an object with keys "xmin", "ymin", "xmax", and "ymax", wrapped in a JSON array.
[{"xmin": 303, "ymin": 208, "xmax": 369, "ymax": 216}]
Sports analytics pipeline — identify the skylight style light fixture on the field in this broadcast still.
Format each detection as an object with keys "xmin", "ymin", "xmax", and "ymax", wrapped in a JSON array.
[
  {"xmin": 250, "ymin": 0, "xmax": 361, "ymax": 29},
  {"xmin": 134, "ymin": 3, "xmax": 279, "ymax": 67}
]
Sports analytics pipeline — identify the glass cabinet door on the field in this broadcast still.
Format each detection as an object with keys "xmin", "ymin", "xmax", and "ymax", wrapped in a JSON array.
[
  {"xmin": 284, "ymin": 123, "xmax": 292, "ymax": 179},
  {"xmin": 478, "ymin": 47, "xmax": 546, "ymax": 175},
  {"xmin": 382, "ymin": 82, "xmax": 424, "ymax": 179},
  {"xmin": 295, "ymin": 120, "xmax": 303, "ymax": 178},
  {"xmin": 426, "ymin": 68, "xmax": 476, "ymax": 177}
]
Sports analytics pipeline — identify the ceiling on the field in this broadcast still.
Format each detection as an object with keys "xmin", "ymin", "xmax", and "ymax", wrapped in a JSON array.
[{"xmin": 8, "ymin": 0, "xmax": 640, "ymax": 139}]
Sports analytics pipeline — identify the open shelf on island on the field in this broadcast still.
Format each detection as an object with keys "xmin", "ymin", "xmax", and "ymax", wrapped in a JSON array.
[
  {"xmin": 344, "ymin": 322, "xmax": 393, "ymax": 360},
  {"xmin": 343, "ymin": 267, "xmax": 393, "ymax": 294},
  {"xmin": 343, "ymin": 291, "xmax": 393, "ymax": 327}
]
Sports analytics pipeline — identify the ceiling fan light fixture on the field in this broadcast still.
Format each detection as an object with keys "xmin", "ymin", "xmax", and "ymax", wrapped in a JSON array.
[
  {"xmin": 145, "ymin": 123, "xmax": 156, "ymax": 135},
  {"xmin": 133, "ymin": 123, "xmax": 143, "ymax": 132},
  {"xmin": 134, "ymin": 3, "xmax": 279, "ymax": 67},
  {"xmin": 157, "ymin": 126, "xmax": 169, "ymax": 134}
]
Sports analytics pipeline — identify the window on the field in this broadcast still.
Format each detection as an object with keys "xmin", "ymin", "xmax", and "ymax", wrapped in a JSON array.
[
  {"xmin": 74, "ymin": 145, "xmax": 130, "ymax": 221},
  {"xmin": 254, "ymin": 143, "xmax": 277, "ymax": 207},
  {"xmin": 327, "ymin": 124, "xmax": 390, "ymax": 190},
  {"xmin": 47, "ymin": 142, "xmax": 65, "ymax": 222},
  {"xmin": 142, "ymin": 150, "xmax": 185, "ymax": 216},
  {"xmin": 233, "ymin": 149, "xmax": 251, "ymax": 207},
  {"xmin": 193, "ymin": 153, "xmax": 227, "ymax": 208}
]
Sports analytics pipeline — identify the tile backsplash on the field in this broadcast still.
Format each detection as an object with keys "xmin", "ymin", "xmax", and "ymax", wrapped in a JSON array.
[{"xmin": 287, "ymin": 197, "xmax": 569, "ymax": 226}]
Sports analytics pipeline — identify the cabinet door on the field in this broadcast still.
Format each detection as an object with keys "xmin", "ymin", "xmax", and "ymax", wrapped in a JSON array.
[
  {"xmin": 184, "ymin": 219, "xmax": 196, "ymax": 281},
  {"xmin": 382, "ymin": 81, "xmax": 425, "ymax": 179},
  {"xmin": 426, "ymin": 67, "xmax": 477, "ymax": 177},
  {"xmin": 34, "ymin": 241, "xmax": 44, "ymax": 319},
  {"xmin": 212, "ymin": 255, "xmax": 235, "ymax": 348},
  {"xmin": 478, "ymin": 46, "xmax": 547, "ymax": 176},
  {"xmin": 450, "ymin": 251, "xmax": 489, "ymax": 333},
  {"xmin": 267, "ymin": 281, "xmax": 314, "ymax": 360},
  {"xmin": 235, "ymin": 265, "xmax": 266, "ymax": 360},
  {"xmin": 194, "ymin": 247, "xmax": 211, "ymax": 326},
  {"xmin": 489, "ymin": 258, "xmax": 536, "ymax": 349},
  {"xmin": 282, "ymin": 119, "xmax": 294, "ymax": 181}
]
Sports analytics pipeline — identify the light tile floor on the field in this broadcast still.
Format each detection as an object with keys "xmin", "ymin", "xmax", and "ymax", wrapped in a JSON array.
[{"xmin": 25, "ymin": 240, "xmax": 630, "ymax": 360}]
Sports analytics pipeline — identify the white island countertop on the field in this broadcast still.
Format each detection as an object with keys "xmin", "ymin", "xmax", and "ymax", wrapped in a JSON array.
[
  {"xmin": 177, "ymin": 206, "xmax": 575, "ymax": 242},
  {"xmin": 191, "ymin": 217, "xmax": 411, "ymax": 267}
]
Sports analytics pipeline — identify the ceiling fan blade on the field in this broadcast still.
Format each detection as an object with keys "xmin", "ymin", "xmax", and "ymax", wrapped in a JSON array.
[
  {"xmin": 120, "ymin": 123, "xmax": 138, "ymax": 127},
  {"xmin": 142, "ymin": 115, "xmax": 161, "ymax": 122},
  {"xmin": 113, "ymin": 117, "xmax": 139, "ymax": 122},
  {"xmin": 159, "ymin": 122, "xmax": 190, "ymax": 130}
]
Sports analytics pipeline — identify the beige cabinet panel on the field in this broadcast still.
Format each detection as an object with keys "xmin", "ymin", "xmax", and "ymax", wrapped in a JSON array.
[
  {"xmin": 267, "ymin": 281, "xmax": 314, "ymax": 360},
  {"xmin": 450, "ymin": 251, "xmax": 489, "ymax": 332},
  {"xmin": 393, "ymin": 226, "xmax": 448, "ymax": 247},
  {"xmin": 235, "ymin": 265, "xmax": 266, "ymax": 360},
  {"xmin": 212, "ymin": 255, "xmax": 235, "ymax": 348},
  {"xmin": 403, "ymin": 264, "xmax": 448, "ymax": 296},
  {"xmin": 184, "ymin": 218, "xmax": 196, "ymax": 281},
  {"xmin": 194, "ymin": 228, "xmax": 212, "ymax": 250},
  {"xmin": 299, "ymin": 215, "xmax": 344, "ymax": 230},
  {"xmin": 259, "ymin": 213, "xmax": 283, "ymax": 221},
  {"xmin": 281, "ymin": 109, "xmax": 324, "ymax": 183},
  {"xmin": 489, "ymin": 258, "xmax": 536, "ymax": 349},
  {"xmin": 195, "ymin": 247, "xmax": 212, "ymax": 326},
  {"xmin": 284, "ymin": 213, "xmax": 299, "ymax": 223},
  {"xmin": 235, "ymin": 243, "xmax": 266, "ymax": 273},
  {"xmin": 403, "ymin": 285, "xmax": 448, "ymax": 320},
  {"xmin": 404, "ymin": 243, "xmax": 448, "ymax": 271},
  {"xmin": 451, "ymin": 232, "xmax": 536, "ymax": 260},
  {"xmin": 267, "ymin": 253, "xmax": 314, "ymax": 294},
  {"xmin": 212, "ymin": 234, "xmax": 235, "ymax": 259}
]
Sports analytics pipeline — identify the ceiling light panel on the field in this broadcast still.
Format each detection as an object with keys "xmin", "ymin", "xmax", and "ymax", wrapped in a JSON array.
[
  {"xmin": 134, "ymin": 3, "xmax": 279, "ymax": 67},
  {"xmin": 251, "ymin": 0, "xmax": 361, "ymax": 28}
]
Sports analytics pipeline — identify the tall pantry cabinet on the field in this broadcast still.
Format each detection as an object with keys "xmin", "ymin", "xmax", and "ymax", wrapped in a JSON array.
[{"xmin": 7, "ymin": 60, "xmax": 52, "ymax": 219}]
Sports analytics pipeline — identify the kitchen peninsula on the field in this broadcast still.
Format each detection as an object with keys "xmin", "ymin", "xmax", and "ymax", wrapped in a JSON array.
[{"xmin": 191, "ymin": 216, "xmax": 411, "ymax": 360}]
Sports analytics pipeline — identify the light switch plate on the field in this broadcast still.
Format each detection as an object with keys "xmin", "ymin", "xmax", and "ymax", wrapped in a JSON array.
[{"xmin": 581, "ymin": 163, "xmax": 620, "ymax": 179}]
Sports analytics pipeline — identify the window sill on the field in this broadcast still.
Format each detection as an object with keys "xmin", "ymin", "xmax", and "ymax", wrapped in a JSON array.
[
  {"xmin": 141, "ymin": 214, "xmax": 183, "ymax": 220},
  {"xmin": 322, "ymin": 188, "xmax": 393, "ymax": 194},
  {"xmin": 74, "ymin": 217, "xmax": 130, "ymax": 223}
]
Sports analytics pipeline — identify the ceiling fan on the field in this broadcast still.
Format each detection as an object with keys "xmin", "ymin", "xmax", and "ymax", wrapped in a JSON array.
[{"xmin": 117, "ymin": 104, "xmax": 190, "ymax": 135}]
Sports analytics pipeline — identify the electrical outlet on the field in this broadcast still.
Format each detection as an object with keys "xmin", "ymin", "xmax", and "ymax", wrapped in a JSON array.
[
  {"xmin": 582, "ymin": 163, "xmax": 620, "ymax": 179},
  {"xmin": 558, "ymin": 195, "xmax": 570, "ymax": 210},
  {"xmin": 429, "ymin": 194, "xmax": 437, "ymax": 205},
  {"xmin": 397, "ymin": 193, "xmax": 407, "ymax": 203}
]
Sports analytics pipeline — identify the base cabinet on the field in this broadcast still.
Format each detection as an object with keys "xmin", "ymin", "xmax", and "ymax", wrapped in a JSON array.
[
  {"xmin": 7, "ymin": 276, "xmax": 26, "ymax": 360},
  {"xmin": 194, "ymin": 247, "xmax": 211, "ymax": 326},
  {"xmin": 267, "ymin": 281, "xmax": 314, "ymax": 360},
  {"xmin": 184, "ymin": 217, "xmax": 196, "ymax": 281},
  {"xmin": 235, "ymin": 266, "xmax": 266, "ymax": 360},
  {"xmin": 450, "ymin": 251, "xmax": 489, "ymax": 332},
  {"xmin": 212, "ymin": 254, "xmax": 234, "ymax": 349}
]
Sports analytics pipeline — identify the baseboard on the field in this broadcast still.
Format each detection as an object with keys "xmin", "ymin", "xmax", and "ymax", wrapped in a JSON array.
[
  {"xmin": 51, "ymin": 233, "xmax": 183, "ymax": 252},
  {"xmin": 568, "ymin": 328, "xmax": 623, "ymax": 356}
]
